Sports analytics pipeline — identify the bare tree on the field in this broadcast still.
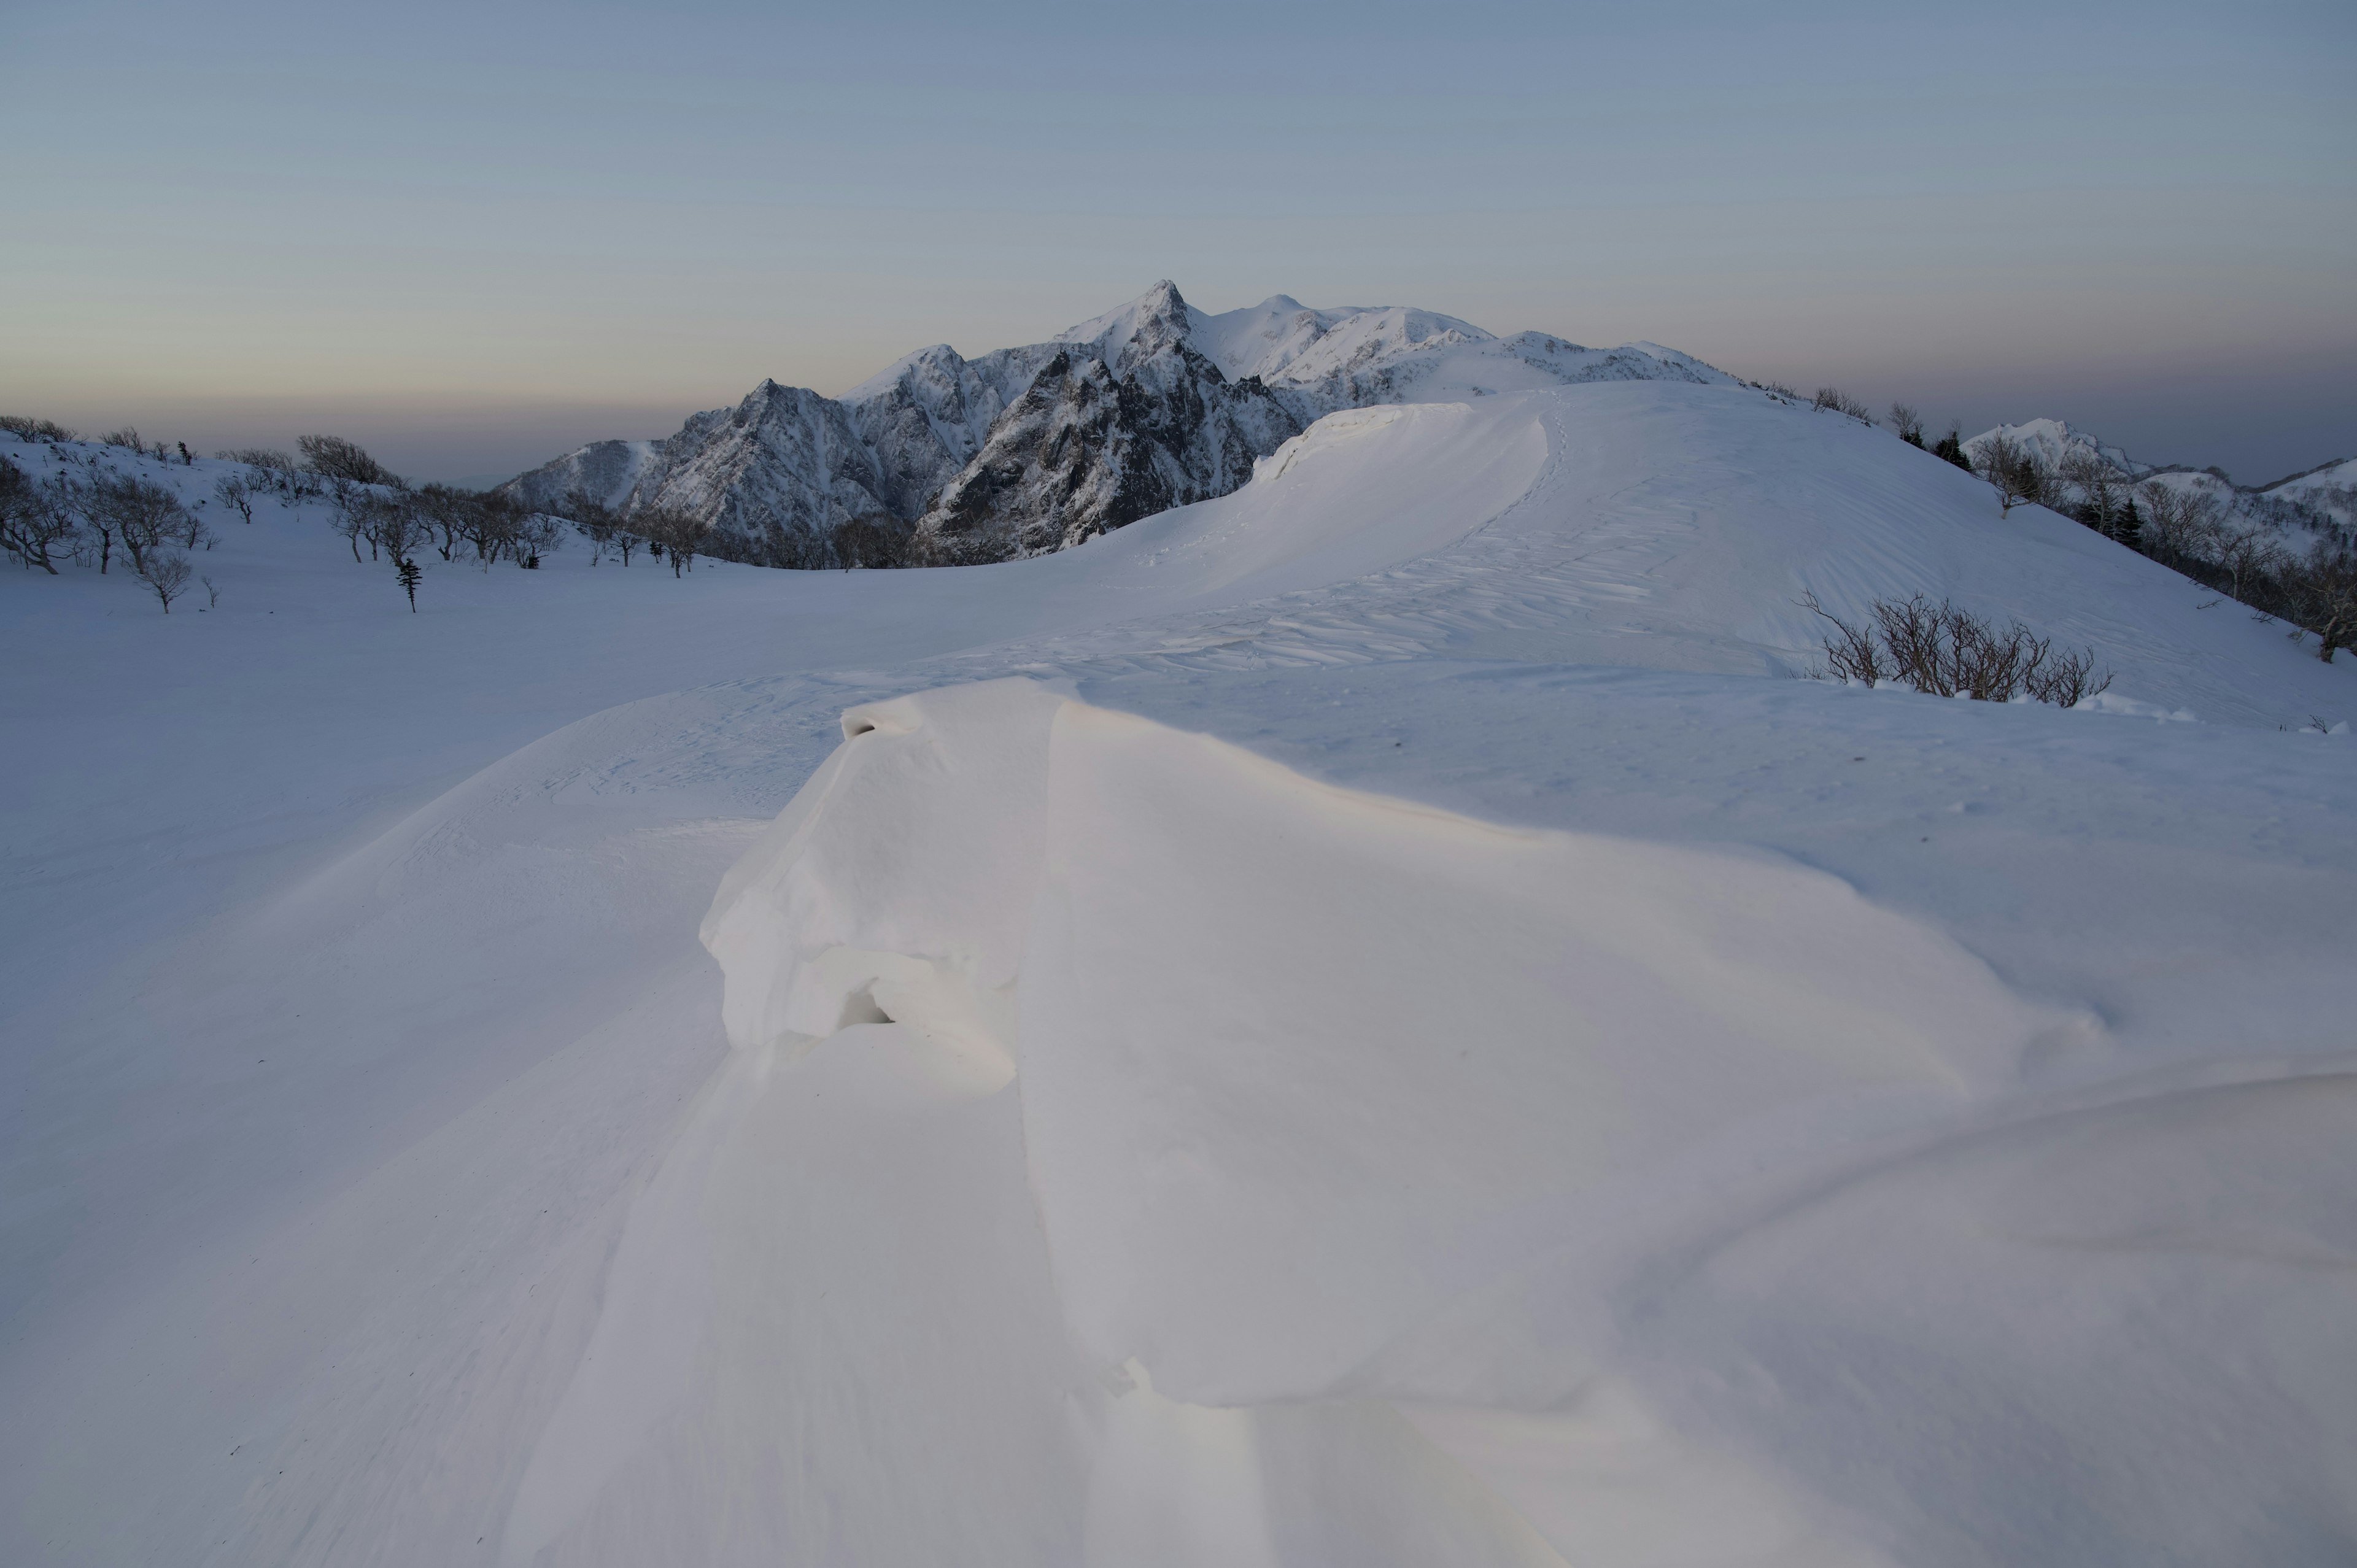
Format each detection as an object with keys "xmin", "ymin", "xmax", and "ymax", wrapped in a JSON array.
[
  {"xmin": 100, "ymin": 427, "xmax": 145, "ymax": 452},
  {"xmin": 2135, "ymin": 481, "xmax": 2226, "ymax": 563},
  {"xmin": 1887, "ymin": 403, "xmax": 1925, "ymax": 447},
  {"xmin": 639, "ymin": 507, "xmax": 709, "ymax": 576},
  {"xmin": 454, "ymin": 490, "xmax": 522, "ymax": 566},
  {"xmin": 513, "ymin": 511, "xmax": 564, "ymax": 568},
  {"xmin": 563, "ymin": 489, "xmax": 618, "ymax": 564},
  {"xmin": 89, "ymin": 472, "xmax": 201, "ymax": 576},
  {"xmin": 0, "ymin": 457, "xmax": 79, "ymax": 573},
  {"xmin": 298, "ymin": 434, "xmax": 401, "ymax": 487},
  {"xmin": 2057, "ymin": 450, "xmax": 2127, "ymax": 539},
  {"xmin": 139, "ymin": 549, "xmax": 193, "ymax": 612},
  {"xmin": 213, "ymin": 472, "xmax": 257, "ymax": 523},
  {"xmin": 328, "ymin": 478, "xmax": 369, "ymax": 562},
  {"xmin": 2211, "ymin": 523, "xmax": 2285, "ymax": 603},
  {"xmin": 2285, "ymin": 544, "xmax": 2357, "ymax": 663},
  {"xmin": 1973, "ymin": 434, "xmax": 2049, "ymax": 516},
  {"xmin": 368, "ymin": 491, "xmax": 430, "ymax": 568},
  {"xmin": 414, "ymin": 484, "xmax": 471, "ymax": 562}
]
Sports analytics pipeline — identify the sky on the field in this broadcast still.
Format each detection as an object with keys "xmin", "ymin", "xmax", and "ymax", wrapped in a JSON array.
[{"xmin": 2, "ymin": 0, "xmax": 2351, "ymax": 486}]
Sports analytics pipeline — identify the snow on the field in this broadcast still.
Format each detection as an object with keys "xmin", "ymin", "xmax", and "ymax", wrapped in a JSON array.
[
  {"xmin": 1964, "ymin": 416, "xmax": 2153, "ymax": 478},
  {"xmin": 2263, "ymin": 455, "xmax": 2357, "ymax": 525},
  {"xmin": 4, "ymin": 383, "xmax": 2355, "ymax": 1566}
]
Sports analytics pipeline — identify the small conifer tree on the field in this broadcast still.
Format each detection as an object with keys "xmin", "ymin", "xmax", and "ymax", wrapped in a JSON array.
[{"xmin": 397, "ymin": 555, "xmax": 421, "ymax": 611}]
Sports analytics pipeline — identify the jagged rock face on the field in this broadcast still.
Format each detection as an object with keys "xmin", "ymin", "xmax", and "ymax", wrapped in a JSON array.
[
  {"xmin": 911, "ymin": 340, "xmax": 1301, "ymax": 565},
  {"xmin": 838, "ymin": 341, "xmax": 1066, "ymax": 521},
  {"xmin": 501, "ymin": 279, "xmax": 1741, "ymax": 570},
  {"xmin": 636, "ymin": 382, "xmax": 906, "ymax": 568}
]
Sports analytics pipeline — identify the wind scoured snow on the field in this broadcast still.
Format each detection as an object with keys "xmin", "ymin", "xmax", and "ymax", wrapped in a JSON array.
[{"xmin": 3, "ymin": 379, "xmax": 2354, "ymax": 1566}]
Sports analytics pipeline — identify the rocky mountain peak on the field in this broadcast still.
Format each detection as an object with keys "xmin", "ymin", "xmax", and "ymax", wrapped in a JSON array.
[{"xmin": 501, "ymin": 284, "xmax": 1738, "ymax": 570}]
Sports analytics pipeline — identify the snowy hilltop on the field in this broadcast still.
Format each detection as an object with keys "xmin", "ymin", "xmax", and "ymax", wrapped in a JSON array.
[
  {"xmin": 6, "ymin": 372, "xmax": 2356, "ymax": 1566},
  {"xmin": 500, "ymin": 281, "xmax": 1732, "ymax": 568}
]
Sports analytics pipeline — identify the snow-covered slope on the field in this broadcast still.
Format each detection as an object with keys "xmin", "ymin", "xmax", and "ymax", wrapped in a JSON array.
[
  {"xmin": 4, "ymin": 385, "xmax": 2354, "ymax": 1567},
  {"xmin": 503, "ymin": 282, "xmax": 1737, "ymax": 568},
  {"xmin": 2262, "ymin": 454, "xmax": 2357, "ymax": 526}
]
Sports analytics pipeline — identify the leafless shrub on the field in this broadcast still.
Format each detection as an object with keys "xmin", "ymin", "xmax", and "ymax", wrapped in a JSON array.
[
  {"xmin": 212, "ymin": 473, "xmax": 256, "ymax": 523},
  {"xmin": 100, "ymin": 427, "xmax": 145, "ymax": 452},
  {"xmin": 1800, "ymin": 592, "xmax": 1885, "ymax": 684},
  {"xmin": 0, "ymin": 415, "xmax": 75, "ymax": 443},
  {"xmin": 139, "ymin": 549, "xmax": 193, "ymax": 612},
  {"xmin": 1812, "ymin": 387, "xmax": 1873, "ymax": 422},
  {"xmin": 2024, "ymin": 643, "xmax": 2111, "ymax": 706},
  {"xmin": 201, "ymin": 573, "xmax": 221, "ymax": 610},
  {"xmin": 1973, "ymin": 433, "xmax": 2049, "ymax": 516},
  {"xmin": 1887, "ymin": 403, "xmax": 1925, "ymax": 447},
  {"xmin": 1806, "ymin": 591, "xmax": 2111, "ymax": 705},
  {"xmin": 1762, "ymin": 381, "xmax": 1798, "ymax": 401}
]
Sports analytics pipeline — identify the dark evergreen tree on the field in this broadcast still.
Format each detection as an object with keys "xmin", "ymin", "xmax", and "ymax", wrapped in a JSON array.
[
  {"xmin": 396, "ymin": 555, "xmax": 420, "ymax": 611},
  {"xmin": 1933, "ymin": 428, "xmax": 1973, "ymax": 471}
]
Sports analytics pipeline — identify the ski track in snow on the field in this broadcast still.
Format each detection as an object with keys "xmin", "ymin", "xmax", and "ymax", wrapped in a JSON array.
[{"xmin": 2, "ymin": 382, "xmax": 2355, "ymax": 1566}]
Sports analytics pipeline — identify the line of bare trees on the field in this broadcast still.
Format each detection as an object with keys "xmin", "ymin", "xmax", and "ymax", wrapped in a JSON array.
[
  {"xmin": 4, "ymin": 415, "xmax": 733, "ymax": 614},
  {"xmin": 552, "ymin": 491, "xmax": 713, "ymax": 577}
]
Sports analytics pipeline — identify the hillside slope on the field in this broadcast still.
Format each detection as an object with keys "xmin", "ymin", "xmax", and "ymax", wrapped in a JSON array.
[{"xmin": 3, "ymin": 384, "xmax": 2353, "ymax": 1567}]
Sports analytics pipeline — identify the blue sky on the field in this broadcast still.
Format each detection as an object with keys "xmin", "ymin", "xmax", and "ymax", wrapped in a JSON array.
[{"xmin": 3, "ymin": 0, "xmax": 2350, "ymax": 483}]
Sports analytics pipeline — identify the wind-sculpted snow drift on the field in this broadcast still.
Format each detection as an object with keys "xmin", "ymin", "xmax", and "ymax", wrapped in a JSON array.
[{"xmin": 482, "ymin": 678, "xmax": 2357, "ymax": 1566}]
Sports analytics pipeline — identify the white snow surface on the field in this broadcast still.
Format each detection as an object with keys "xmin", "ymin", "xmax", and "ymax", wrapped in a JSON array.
[{"xmin": 4, "ymin": 384, "xmax": 2356, "ymax": 1567}]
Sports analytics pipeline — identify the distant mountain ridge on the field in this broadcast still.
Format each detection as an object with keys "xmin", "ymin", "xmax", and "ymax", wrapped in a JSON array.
[
  {"xmin": 1965, "ymin": 417, "xmax": 2357, "ymax": 533},
  {"xmin": 501, "ymin": 281, "xmax": 1734, "ymax": 568}
]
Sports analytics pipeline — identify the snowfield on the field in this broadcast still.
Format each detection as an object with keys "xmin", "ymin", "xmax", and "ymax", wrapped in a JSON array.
[{"xmin": 3, "ymin": 380, "xmax": 2354, "ymax": 1566}]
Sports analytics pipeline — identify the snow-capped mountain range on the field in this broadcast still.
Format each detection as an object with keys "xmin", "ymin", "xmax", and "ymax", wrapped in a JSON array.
[{"xmin": 501, "ymin": 282, "xmax": 1732, "ymax": 567}]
